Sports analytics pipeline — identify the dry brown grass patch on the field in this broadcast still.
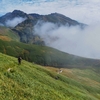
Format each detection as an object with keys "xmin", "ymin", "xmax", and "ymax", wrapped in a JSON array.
[{"xmin": 0, "ymin": 36, "xmax": 11, "ymax": 41}]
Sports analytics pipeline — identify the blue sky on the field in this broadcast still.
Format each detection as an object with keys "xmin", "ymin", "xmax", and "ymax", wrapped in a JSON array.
[{"xmin": 0, "ymin": 0, "xmax": 100, "ymax": 24}]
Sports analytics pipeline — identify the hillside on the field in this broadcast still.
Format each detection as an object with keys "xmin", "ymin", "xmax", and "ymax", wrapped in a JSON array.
[
  {"xmin": 0, "ymin": 26, "xmax": 20, "ymax": 41},
  {"xmin": 0, "ymin": 37, "xmax": 100, "ymax": 68},
  {"xmin": 1, "ymin": 25, "xmax": 100, "ymax": 68},
  {"xmin": 0, "ymin": 53, "xmax": 100, "ymax": 100}
]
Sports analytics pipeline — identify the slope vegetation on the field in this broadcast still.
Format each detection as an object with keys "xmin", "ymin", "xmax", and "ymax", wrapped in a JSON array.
[
  {"xmin": 0, "ymin": 53, "xmax": 100, "ymax": 100},
  {"xmin": 0, "ymin": 26, "xmax": 20, "ymax": 41},
  {"xmin": 0, "ymin": 38, "xmax": 100, "ymax": 68},
  {"xmin": 0, "ymin": 26, "xmax": 100, "ymax": 68}
]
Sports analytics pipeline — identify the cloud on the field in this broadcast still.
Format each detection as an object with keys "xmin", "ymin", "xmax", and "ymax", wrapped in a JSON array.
[
  {"xmin": 0, "ymin": 0, "xmax": 100, "ymax": 24},
  {"xmin": 5, "ymin": 17, "xmax": 26, "ymax": 27},
  {"xmin": 34, "ymin": 21, "xmax": 100, "ymax": 59}
]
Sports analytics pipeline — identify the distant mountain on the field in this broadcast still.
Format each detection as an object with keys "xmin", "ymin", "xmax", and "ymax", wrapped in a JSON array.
[
  {"xmin": 29, "ymin": 12, "xmax": 83, "ymax": 26},
  {"xmin": 0, "ymin": 10, "xmax": 86, "ymax": 45},
  {"xmin": 0, "ymin": 10, "xmax": 29, "ymax": 26}
]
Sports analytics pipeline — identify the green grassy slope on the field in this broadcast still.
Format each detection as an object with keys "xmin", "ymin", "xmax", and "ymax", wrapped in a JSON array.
[
  {"xmin": 0, "ymin": 26, "xmax": 100, "ymax": 68},
  {"xmin": 0, "ymin": 53, "xmax": 100, "ymax": 100},
  {"xmin": 0, "ymin": 26, "xmax": 20, "ymax": 41},
  {"xmin": 0, "ymin": 39, "xmax": 100, "ymax": 68}
]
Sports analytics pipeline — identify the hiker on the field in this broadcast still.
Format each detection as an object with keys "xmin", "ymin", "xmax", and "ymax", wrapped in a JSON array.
[{"xmin": 18, "ymin": 56, "xmax": 22, "ymax": 65}]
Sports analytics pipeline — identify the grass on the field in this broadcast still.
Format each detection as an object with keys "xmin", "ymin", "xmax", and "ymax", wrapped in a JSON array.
[
  {"xmin": 0, "ymin": 53, "xmax": 100, "ymax": 100},
  {"xmin": 0, "ymin": 38, "xmax": 100, "ymax": 68},
  {"xmin": 0, "ymin": 26, "xmax": 20, "ymax": 41}
]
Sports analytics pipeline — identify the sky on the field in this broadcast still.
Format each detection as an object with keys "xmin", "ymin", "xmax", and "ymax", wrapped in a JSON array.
[
  {"xmin": 0, "ymin": 0, "xmax": 100, "ymax": 24},
  {"xmin": 1, "ymin": 0, "xmax": 100, "ymax": 59}
]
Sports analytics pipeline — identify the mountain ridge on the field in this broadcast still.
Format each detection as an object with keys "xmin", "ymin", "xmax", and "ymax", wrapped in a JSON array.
[
  {"xmin": 0, "ymin": 10, "xmax": 28, "ymax": 26},
  {"xmin": 0, "ymin": 10, "xmax": 86, "ymax": 44}
]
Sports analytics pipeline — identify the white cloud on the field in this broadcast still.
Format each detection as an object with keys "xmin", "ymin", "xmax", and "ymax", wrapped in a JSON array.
[
  {"xmin": 0, "ymin": 0, "xmax": 100, "ymax": 24},
  {"xmin": 5, "ymin": 17, "xmax": 26, "ymax": 27},
  {"xmin": 34, "ymin": 21, "xmax": 100, "ymax": 59}
]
